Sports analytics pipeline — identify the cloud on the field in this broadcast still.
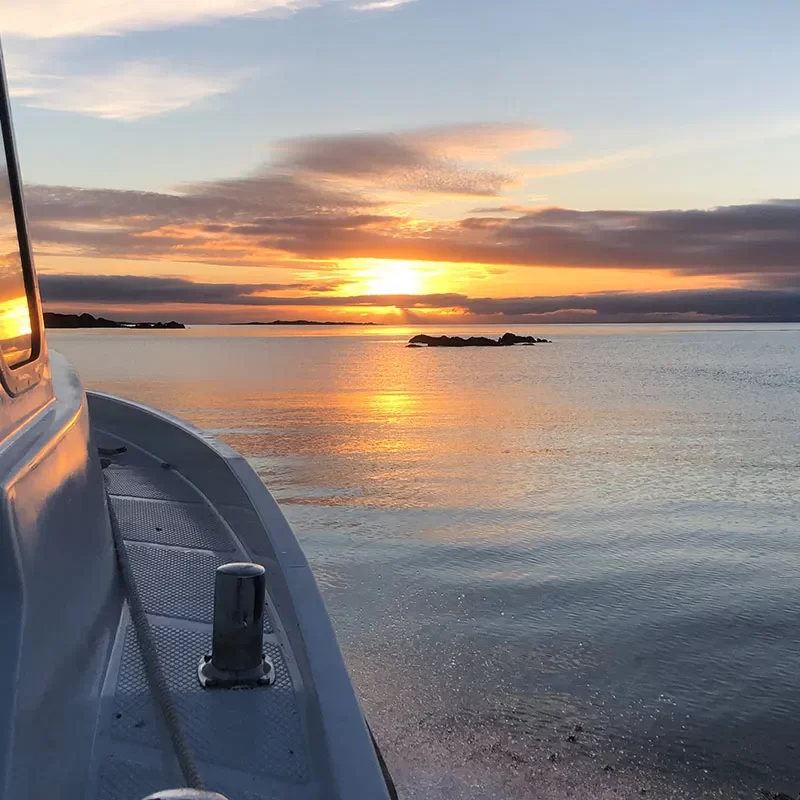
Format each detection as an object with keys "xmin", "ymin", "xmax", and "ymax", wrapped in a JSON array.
[
  {"xmin": 0, "ymin": 0, "xmax": 421, "ymax": 38},
  {"xmin": 483, "ymin": 202, "xmax": 800, "ymax": 275},
  {"xmin": 209, "ymin": 198, "xmax": 800, "ymax": 283},
  {"xmin": 27, "ymin": 169, "xmax": 374, "ymax": 225},
  {"xmin": 458, "ymin": 288, "xmax": 800, "ymax": 321},
  {"xmin": 38, "ymin": 273, "xmax": 800, "ymax": 323},
  {"xmin": 524, "ymin": 118, "xmax": 800, "ymax": 181},
  {"xmin": 469, "ymin": 204, "xmax": 540, "ymax": 215},
  {"xmin": 22, "ymin": 122, "xmax": 557, "ymax": 263},
  {"xmin": 275, "ymin": 124, "xmax": 556, "ymax": 196},
  {"xmin": 9, "ymin": 60, "xmax": 250, "ymax": 120},
  {"xmin": 21, "ymin": 124, "xmax": 800, "ymax": 287},
  {"xmin": 39, "ymin": 273, "xmax": 467, "ymax": 311},
  {"xmin": 352, "ymin": 0, "xmax": 417, "ymax": 9},
  {"xmin": 0, "ymin": 0, "xmax": 319, "ymax": 38},
  {"xmin": 408, "ymin": 124, "xmax": 561, "ymax": 161},
  {"xmin": 26, "ymin": 182, "xmax": 800, "ymax": 284},
  {"xmin": 39, "ymin": 274, "xmax": 341, "ymax": 304}
]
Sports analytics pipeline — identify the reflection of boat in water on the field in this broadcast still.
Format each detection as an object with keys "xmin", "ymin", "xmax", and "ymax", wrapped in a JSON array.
[{"xmin": 0, "ymin": 45, "xmax": 395, "ymax": 800}]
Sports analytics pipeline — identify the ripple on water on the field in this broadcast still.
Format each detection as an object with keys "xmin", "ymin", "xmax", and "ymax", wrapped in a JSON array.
[{"xmin": 50, "ymin": 324, "xmax": 800, "ymax": 798}]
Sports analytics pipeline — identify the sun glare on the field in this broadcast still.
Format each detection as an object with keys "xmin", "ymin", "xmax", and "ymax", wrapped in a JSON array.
[
  {"xmin": 0, "ymin": 295, "xmax": 32, "ymax": 339},
  {"xmin": 358, "ymin": 260, "xmax": 428, "ymax": 296}
]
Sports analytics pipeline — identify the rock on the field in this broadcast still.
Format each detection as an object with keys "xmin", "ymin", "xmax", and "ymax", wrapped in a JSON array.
[
  {"xmin": 131, "ymin": 319, "xmax": 186, "ymax": 329},
  {"xmin": 467, "ymin": 336, "xmax": 503, "ymax": 346},
  {"xmin": 44, "ymin": 312, "xmax": 120, "ymax": 329},
  {"xmin": 566, "ymin": 734, "xmax": 577, "ymax": 743},
  {"xmin": 408, "ymin": 334, "xmax": 499, "ymax": 347},
  {"xmin": 408, "ymin": 332, "xmax": 552, "ymax": 347},
  {"xmin": 498, "ymin": 331, "xmax": 551, "ymax": 345},
  {"xmin": 44, "ymin": 312, "xmax": 186, "ymax": 329},
  {"xmin": 574, "ymin": 725, "xmax": 584, "ymax": 733}
]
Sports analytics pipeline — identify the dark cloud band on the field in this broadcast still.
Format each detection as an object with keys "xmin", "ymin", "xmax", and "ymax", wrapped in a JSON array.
[{"xmin": 38, "ymin": 273, "xmax": 800, "ymax": 322}]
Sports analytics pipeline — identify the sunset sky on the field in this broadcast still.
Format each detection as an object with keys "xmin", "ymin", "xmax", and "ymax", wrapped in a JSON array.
[{"xmin": 4, "ymin": 0, "xmax": 800, "ymax": 323}]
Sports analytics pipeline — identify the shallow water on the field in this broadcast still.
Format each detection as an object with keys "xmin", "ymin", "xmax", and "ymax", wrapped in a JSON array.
[{"xmin": 51, "ymin": 323, "xmax": 800, "ymax": 798}]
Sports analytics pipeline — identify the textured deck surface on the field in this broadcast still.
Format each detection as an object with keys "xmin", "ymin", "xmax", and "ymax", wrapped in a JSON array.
[{"xmin": 89, "ymin": 430, "xmax": 319, "ymax": 800}]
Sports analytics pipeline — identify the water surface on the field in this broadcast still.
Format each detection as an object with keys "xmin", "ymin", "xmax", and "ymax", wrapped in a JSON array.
[{"xmin": 51, "ymin": 324, "xmax": 800, "ymax": 799}]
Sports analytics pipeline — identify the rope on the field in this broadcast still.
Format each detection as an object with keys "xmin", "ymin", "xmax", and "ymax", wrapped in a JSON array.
[{"xmin": 105, "ymin": 489, "xmax": 205, "ymax": 790}]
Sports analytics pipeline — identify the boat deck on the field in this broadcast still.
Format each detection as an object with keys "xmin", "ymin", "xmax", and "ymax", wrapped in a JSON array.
[{"xmin": 89, "ymin": 428, "xmax": 319, "ymax": 800}]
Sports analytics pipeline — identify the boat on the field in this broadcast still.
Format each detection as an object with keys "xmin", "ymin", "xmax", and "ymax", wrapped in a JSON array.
[{"xmin": 0, "ymin": 45, "xmax": 396, "ymax": 800}]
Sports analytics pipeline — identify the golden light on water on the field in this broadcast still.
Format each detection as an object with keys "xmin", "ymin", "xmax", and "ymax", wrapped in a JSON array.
[{"xmin": 369, "ymin": 391, "xmax": 416, "ymax": 422}]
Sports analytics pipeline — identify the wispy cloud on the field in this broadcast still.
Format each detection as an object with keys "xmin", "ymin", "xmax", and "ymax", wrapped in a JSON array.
[
  {"xmin": 274, "ymin": 123, "xmax": 557, "ymax": 196},
  {"xmin": 409, "ymin": 123, "xmax": 561, "ymax": 160},
  {"xmin": 9, "ymin": 60, "xmax": 250, "ymax": 120},
  {"xmin": 0, "ymin": 0, "xmax": 415, "ymax": 38},
  {"xmin": 0, "ymin": 0, "xmax": 317, "ymax": 38},
  {"xmin": 352, "ymin": 0, "xmax": 417, "ymax": 11},
  {"xmin": 526, "ymin": 118, "xmax": 800, "ymax": 181}
]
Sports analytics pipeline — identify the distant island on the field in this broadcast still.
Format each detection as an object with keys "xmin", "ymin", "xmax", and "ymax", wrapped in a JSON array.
[
  {"xmin": 233, "ymin": 320, "xmax": 378, "ymax": 326},
  {"xmin": 44, "ymin": 312, "xmax": 185, "ymax": 330},
  {"xmin": 408, "ymin": 332, "xmax": 551, "ymax": 347}
]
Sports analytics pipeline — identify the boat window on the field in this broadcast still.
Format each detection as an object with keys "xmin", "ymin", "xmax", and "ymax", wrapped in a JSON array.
[{"xmin": 0, "ymin": 134, "xmax": 32, "ymax": 368}]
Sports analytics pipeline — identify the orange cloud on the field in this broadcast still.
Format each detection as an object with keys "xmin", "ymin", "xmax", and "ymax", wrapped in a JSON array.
[{"xmin": 24, "ymin": 123, "xmax": 800, "ymax": 323}]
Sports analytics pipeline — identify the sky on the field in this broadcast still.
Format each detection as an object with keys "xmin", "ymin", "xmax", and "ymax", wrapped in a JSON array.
[{"xmin": 4, "ymin": 0, "xmax": 800, "ymax": 324}]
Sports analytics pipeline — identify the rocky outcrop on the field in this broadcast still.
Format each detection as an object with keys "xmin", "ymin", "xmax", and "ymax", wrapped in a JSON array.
[
  {"xmin": 44, "ymin": 312, "xmax": 185, "ymax": 329},
  {"xmin": 498, "ymin": 332, "xmax": 550, "ymax": 345},
  {"xmin": 131, "ymin": 320, "xmax": 185, "ymax": 329},
  {"xmin": 408, "ymin": 332, "xmax": 551, "ymax": 347}
]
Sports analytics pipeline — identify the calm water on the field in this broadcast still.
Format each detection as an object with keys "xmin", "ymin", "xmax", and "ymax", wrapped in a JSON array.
[{"xmin": 52, "ymin": 324, "xmax": 800, "ymax": 799}]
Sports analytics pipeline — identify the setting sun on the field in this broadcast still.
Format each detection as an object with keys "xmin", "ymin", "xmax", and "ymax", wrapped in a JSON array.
[{"xmin": 357, "ymin": 260, "xmax": 429, "ymax": 296}]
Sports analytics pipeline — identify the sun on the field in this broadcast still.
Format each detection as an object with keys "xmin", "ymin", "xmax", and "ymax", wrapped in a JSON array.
[{"xmin": 358, "ymin": 259, "xmax": 427, "ymax": 295}]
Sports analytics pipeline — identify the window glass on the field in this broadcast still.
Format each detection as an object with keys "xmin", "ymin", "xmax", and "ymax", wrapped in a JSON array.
[{"xmin": 0, "ymin": 138, "xmax": 32, "ymax": 367}]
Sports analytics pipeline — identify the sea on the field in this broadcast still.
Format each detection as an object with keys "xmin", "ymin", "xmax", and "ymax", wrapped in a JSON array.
[{"xmin": 50, "ymin": 323, "xmax": 800, "ymax": 799}]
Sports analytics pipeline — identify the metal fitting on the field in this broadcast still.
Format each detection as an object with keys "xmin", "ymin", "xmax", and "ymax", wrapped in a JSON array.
[{"xmin": 198, "ymin": 562, "xmax": 274, "ymax": 689}]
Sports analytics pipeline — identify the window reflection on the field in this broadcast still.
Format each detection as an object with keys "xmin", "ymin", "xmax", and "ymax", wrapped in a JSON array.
[{"xmin": 0, "ymin": 146, "xmax": 31, "ymax": 367}]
